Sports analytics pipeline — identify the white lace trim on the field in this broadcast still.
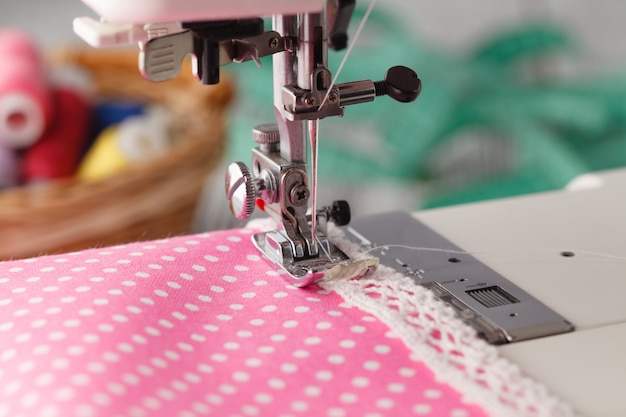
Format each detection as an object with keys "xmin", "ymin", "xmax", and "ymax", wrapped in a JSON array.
[{"xmin": 320, "ymin": 226, "xmax": 582, "ymax": 417}]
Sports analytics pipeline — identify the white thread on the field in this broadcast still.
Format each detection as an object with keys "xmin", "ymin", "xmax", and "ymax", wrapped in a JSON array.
[{"xmin": 320, "ymin": 0, "xmax": 379, "ymax": 109}]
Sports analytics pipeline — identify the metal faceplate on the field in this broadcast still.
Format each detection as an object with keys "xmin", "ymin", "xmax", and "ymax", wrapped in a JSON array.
[{"xmin": 344, "ymin": 211, "xmax": 574, "ymax": 344}]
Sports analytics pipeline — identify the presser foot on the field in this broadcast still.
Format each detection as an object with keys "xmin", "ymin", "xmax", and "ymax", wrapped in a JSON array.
[{"xmin": 252, "ymin": 228, "xmax": 378, "ymax": 288}]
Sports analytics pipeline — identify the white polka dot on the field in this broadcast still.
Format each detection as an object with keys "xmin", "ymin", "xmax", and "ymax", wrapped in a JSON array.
[
  {"xmin": 283, "ymin": 320, "xmax": 298, "ymax": 328},
  {"xmin": 108, "ymin": 382, "xmax": 126, "ymax": 395},
  {"xmin": 316, "ymin": 321, "xmax": 332, "ymax": 330},
  {"xmin": 229, "ymin": 304, "xmax": 244, "ymax": 311},
  {"xmin": 258, "ymin": 346, "xmax": 274, "ymax": 354},
  {"xmin": 15, "ymin": 332, "xmax": 32, "ymax": 343},
  {"xmin": 98, "ymin": 324, "xmax": 114, "ymax": 332},
  {"xmin": 135, "ymin": 272, "xmax": 150, "ymax": 278},
  {"xmin": 1, "ymin": 348, "xmax": 17, "ymax": 361},
  {"xmin": 178, "ymin": 342, "xmax": 193, "ymax": 352},
  {"xmin": 172, "ymin": 312, "xmax": 187, "ymax": 320},
  {"xmin": 9, "ymin": 267, "xmax": 24, "ymax": 272},
  {"xmin": 203, "ymin": 324, "xmax": 219, "ymax": 332},
  {"xmin": 273, "ymin": 292, "xmax": 288, "ymax": 298},
  {"xmin": 198, "ymin": 295, "xmax": 212, "ymax": 302},
  {"xmin": 0, "ymin": 299, "xmax": 13, "ymax": 307},
  {"xmin": 340, "ymin": 393, "xmax": 358, "ymax": 404},
  {"xmin": 173, "ymin": 247, "xmax": 188, "ymax": 253},
  {"xmin": 35, "ymin": 373, "xmax": 55, "ymax": 387},
  {"xmin": 224, "ymin": 342, "xmax": 240, "ymax": 350},
  {"xmin": 351, "ymin": 325, "xmax": 366, "ymax": 333},
  {"xmin": 159, "ymin": 319, "xmax": 174, "ymax": 329},
  {"xmin": 339, "ymin": 339, "xmax": 356, "ymax": 349},
  {"xmin": 270, "ymin": 334, "xmax": 286, "ymax": 342},
  {"xmin": 352, "ymin": 376, "xmax": 369, "ymax": 388},
  {"xmin": 217, "ymin": 314, "xmax": 232, "ymax": 321},
  {"xmin": 103, "ymin": 268, "xmax": 117, "ymax": 273},
  {"xmin": 235, "ymin": 265, "xmax": 249, "ymax": 271},
  {"xmin": 146, "ymin": 326, "xmax": 161, "ymax": 336},
  {"xmin": 306, "ymin": 297, "xmax": 321, "ymax": 303},
  {"xmin": 127, "ymin": 305, "xmax": 142, "ymax": 314},
  {"xmin": 376, "ymin": 398, "xmax": 394, "ymax": 409},
  {"xmin": 242, "ymin": 292, "xmax": 256, "ymax": 299},
  {"xmin": 291, "ymin": 400, "xmax": 309, "ymax": 412},
  {"xmin": 108, "ymin": 289, "xmax": 123, "ymax": 296},
  {"xmin": 151, "ymin": 358, "xmax": 167, "ymax": 368},
  {"xmin": 140, "ymin": 298, "xmax": 155, "ymax": 305},
  {"xmin": 17, "ymin": 360, "xmax": 35, "ymax": 374},
  {"xmin": 132, "ymin": 334, "xmax": 147, "ymax": 344},
  {"xmin": 57, "ymin": 276, "xmax": 71, "ymax": 282},
  {"xmin": 180, "ymin": 273, "xmax": 194, "ymax": 281},
  {"xmin": 51, "ymin": 358, "xmax": 70, "ymax": 369},
  {"xmin": 156, "ymin": 388, "xmax": 175, "ymax": 401},
  {"xmin": 103, "ymin": 352, "xmax": 120, "ymax": 363},
  {"xmin": 250, "ymin": 318, "xmax": 264, "ymax": 326},
  {"xmin": 211, "ymin": 285, "xmax": 225, "ymax": 293},
  {"xmin": 374, "ymin": 345, "xmax": 391, "ymax": 354},
  {"xmin": 232, "ymin": 371, "xmax": 249, "ymax": 382},
  {"xmin": 247, "ymin": 254, "xmax": 261, "ymax": 261},
  {"xmin": 143, "ymin": 397, "xmax": 161, "ymax": 409},
  {"xmin": 137, "ymin": 366, "xmax": 153, "ymax": 376},
  {"xmin": 117, "ymin": 259, "xmax": 131, "ymax": 264},
  {"xmin": 216, "ymin": 245, "xmax": 230, "ymax": 252},
  {"xmin": 412, "ymin": 404, "xmax": 431, "ymax": 415},
  {"xmin": 87, "ymin": 362, "xmax": 106, "ymax": 373},
  {"xmin": 198, "ymin": 363, "xmax": 214, "ymax": 374},
  {"xmin": 388, "ymin": 383, "xmax": 405, "ymax": 393},
  {"xmin": 450, "ymin": 409, "xmax": 469, "ymax": 417},
  {"xmin": 154, "ymin": 290, "xmax": 168, "ymax": 297},
  {"xmin": 254, "ymin": 280, "xmax": 268, "ymax": 285},
  {"xmin": 268, "ymin": 378, "xmax": 285, "ymax": 390},
  {"xmin": 241, "ymin": 357, "xmax": 262, "ymax": 369},
  {"xmin": 83, "ymin": 334, "xmax": 100, "ymax": 343},
  {"xmin": 148, "ymin": 264, "xmax": 162, "ymax": 270},
  {"xmin": 111, "ymin": 314, "xmax": 129, "ymax": 323},
  {"xmin": 211, "ymin": 353, "xmax": 228, "ymax": 362},
  {"xmin": 30, "ymin": 319, "xmax": 47, "ymax": 328},
  {"xmin": 43, "ymin": 286, "xmax": 59, "ymax": 292},
  {"xmin": 0, "ymin": 322, "xmax": 14, "ymax": 331},
  {"xmin": 328, "ymin": 408, "xmax": 346, "ymax": 417},
  {"xmin": 315, "ymin": 370, "xmax": 333, "ymax": 381},
  {"xmin": 54, "ymin": 387, "xmax": 75, "ymax": 401},
  {"xmin": 13, "ymin": 308, "xmax": 29, "ymax": 317},
  {"xmin": 71, "ymin": 374, "xmax": 91, "ymax": 386},
  {"xmin": 237, "ymin": 330, "xmax": 252, "ymax": 338},
  {"xmin": 71, "ymin": 267, "xmax": 86, "ymax": 272},
  {"xmin": 293, "ymin": 349, "xmax": 309, "ymax": 359},
  {"xmin": 92, "ymin": 392, "xmax": 110, "ymax": 406},
  {"xmin": 27, "ymin": 276, "xmax": 41, "ymax": 283},
  {"xmin": 118, "ymin": 343, "xmax": 134, "ymax": 353},
  {"xmin": 48, "ymin": 331, "xmax": 66, "ymax": 341},
  {"xmin": 67, "ymin": 345, "xmax": 85, "ymax": 355},
  {"xmin": 223, "ymin": 275, "xmax": 237, "ymax": 283},
  {"xmin": 304, "ymin": 337, "xmax": 321, "ymax": 345},
  {"xmin": 255, "ymin": 392, "xmax": 273, "ymax": 404},
  {"xmin": 218, "ymin": 383, "xmax": 236, "ymax": 394},
  {"xmin": 281, "ymin": 363, "xmax": 298, "ymax": 373},
  {"xmin": 424, "ymin": 389, "xmax": 442, "ymax": 399},
  {"xmin": 363, "ymin": 361, "xmax": 380, "ymax": 371},
  {"xmin": 167, "ymin": 281, "xmax": 181, "ymax": 289},
  {"xmin": 204, "ymin": 255, "xmax": 218, "ymax": 262},
  {"xmin": 61, "ymin": 296, "xmax": 77, "ymax": 303},
  {"xmin": 399, "ymin": 367, "xmax": 416, "ymax": 378},
  {"xmin": 164, "ymin": 350, "xmax": 180, "ymax": 361},
  {"xmin": 89, "ymin": 277, "xmax": 104, "ymax": 283},
  {"xmin": 328, "ymin": 354, "xmax": 345, "ymax": 365},
  {"xmin": 122, "ymin": 280, "xmax": 136, "ymax": 287}
]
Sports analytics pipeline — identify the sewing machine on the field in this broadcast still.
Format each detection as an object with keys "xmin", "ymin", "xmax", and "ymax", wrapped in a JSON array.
[{"xmin": 73, "ymin": 2, "xmax": 625, "ymax": 416}]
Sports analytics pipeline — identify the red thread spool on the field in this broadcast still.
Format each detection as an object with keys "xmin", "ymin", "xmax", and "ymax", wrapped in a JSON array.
[
  {"xmin": 22, "ymin": 88, "xmax": 91, "ymax": 182},
  {"xmin": 0, "ymin": 29, "xmax": 54, "ymax": 148}
]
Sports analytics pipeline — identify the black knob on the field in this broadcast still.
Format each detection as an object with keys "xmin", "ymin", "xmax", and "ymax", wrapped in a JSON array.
[
  {"xmin": 330, "ymin": 200, "xmax": 351, "ymax": 226},
  {"xmin": 374, "ymin": 66, "xmax": 421, "ymax": 103}
]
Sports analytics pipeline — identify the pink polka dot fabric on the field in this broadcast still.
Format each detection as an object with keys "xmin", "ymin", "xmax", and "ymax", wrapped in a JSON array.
[{"xmin": 0, "ymin": 227, "xmax": 488, "ymax": 417}]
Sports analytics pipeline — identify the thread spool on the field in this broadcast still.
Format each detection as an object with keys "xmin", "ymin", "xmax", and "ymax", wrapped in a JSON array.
[
  {"xmin": 0, "ymin": 29, "xmax": 53, "ymax": 149},
  {"xmin": 22, "ymin": 88, "xmax": 91, "ymax": 182},
  {"xmin": 0, "ymin": 145, "xmax": 19, "ymax": 189},
  {"xmin": 77, "ymin": 125, "xmax": 131, "ymax": 182}
]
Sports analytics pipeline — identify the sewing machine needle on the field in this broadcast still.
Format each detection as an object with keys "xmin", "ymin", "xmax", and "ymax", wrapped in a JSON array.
[{"xmin": 308, "ymin": 118, "xmax": 319, "ymax": 245}]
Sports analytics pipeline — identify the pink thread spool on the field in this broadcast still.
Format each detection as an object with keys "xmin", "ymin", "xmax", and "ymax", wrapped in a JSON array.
[
  {"xmin": 22, "ymin": 88, "xmax": 91, "ymax": 182},
  {"xmin": 0, "ymin": 29, "xmax": 53, "ymax": 149}
]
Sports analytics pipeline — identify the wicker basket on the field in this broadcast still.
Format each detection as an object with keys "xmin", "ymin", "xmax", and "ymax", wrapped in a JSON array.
[{"xmin": 0, "ymin": 49, "xmax": 234, "ymax": 260}]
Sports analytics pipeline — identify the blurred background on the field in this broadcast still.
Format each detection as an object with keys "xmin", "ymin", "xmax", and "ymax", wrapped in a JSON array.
[{"xmin": 1, "ymin": 0, "xmax": 626, "ymax": 256}]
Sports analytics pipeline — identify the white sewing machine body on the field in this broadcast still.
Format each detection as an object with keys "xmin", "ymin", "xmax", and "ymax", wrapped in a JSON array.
[
  {"xmin": 414, "ymin": 169, "xmax": 626, "ymax": 417},
  {"xmin": 74, "ymin": 1, "xmax": 624, "ymax": 416}
]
